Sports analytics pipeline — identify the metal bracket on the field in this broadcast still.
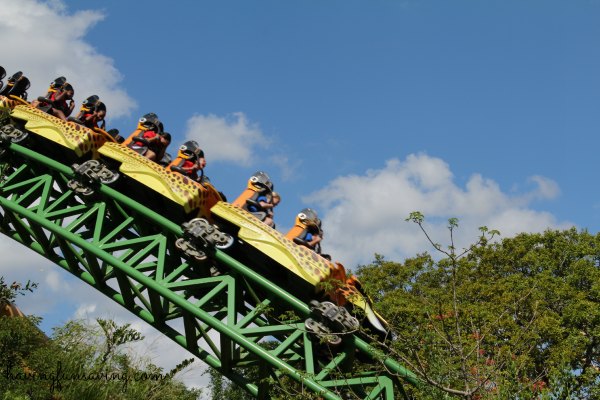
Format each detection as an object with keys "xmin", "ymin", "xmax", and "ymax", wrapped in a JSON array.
[
  {"xmin": 0, "ymin": 124, "xmax": 28, "ymax": 144},
  {"xmin": 176, "ymin": 218, "xmax": 234, "ymax": 262},
  {"xmin": 305, "ymin": 300, "xmax": 360, "ymax": 345},
  {"xmin": 67, "ymin": 159, "xmax": 119, "ymax": 196}
]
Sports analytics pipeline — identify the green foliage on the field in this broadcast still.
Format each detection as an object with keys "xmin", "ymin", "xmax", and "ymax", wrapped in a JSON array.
[
  {"xmin": 205, "ymin": 364, "xmax": 253, "ymax": 400},
  {"xmin": 0, "ymin": 277, "xmax": 37, "ymax": 306},
  {"xmin": 357, "ymin": 217, "xmax": 600, "ymax": 399},
  {"xmin": 0, "ymin": 304, "xmax": 202, "ymax": 400},
  {"xmin": 0, "ymin": 161, "xmax": 9, "ymax": 183},
  {"xmin": 205, "ymin": 340, "xmax": 328, "ymax": 400},
  {"xmin": 96, "ymin": 318, "xmax": 145, "ymax": 362}
]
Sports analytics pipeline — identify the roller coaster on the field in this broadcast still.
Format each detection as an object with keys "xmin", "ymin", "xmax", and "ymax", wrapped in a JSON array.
[{"xmin": 0, "ymin": 69, "xmax": 419, "ymax": 399}]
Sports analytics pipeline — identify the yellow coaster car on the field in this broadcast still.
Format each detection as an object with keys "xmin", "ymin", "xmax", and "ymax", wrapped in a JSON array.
[
  {"xmin": 0, "ymin": 96, "xmax": 110, "ymax": 162},
  {"xmin": 210, "ymin": 201, "xmax": 390, "ymax": 337},
  {"xmin": 96, "ymin": 142, "xmax": 223, "ymax": 220}
]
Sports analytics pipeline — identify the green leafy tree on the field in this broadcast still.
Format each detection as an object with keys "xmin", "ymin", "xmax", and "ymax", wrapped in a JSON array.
[
  {"xmin": 0, "ymin": 277, "xmax": 37, "ymax": 306},
  {"xmin": 204, "ymin": 339, "xmax": 325, "ymax": 400},
  {"xmin": 356, "ymin": 214, "xmax": 600, "ymax": 399},
  {"xmin": 0, "ymin": 276, "xmax": 202, "ymax": 400}
]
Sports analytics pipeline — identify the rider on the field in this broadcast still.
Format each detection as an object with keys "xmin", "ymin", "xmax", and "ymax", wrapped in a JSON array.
[
  {"xmin": 124, "ymin": 113, "xmax": 169, "ymax": 162},
  {"xmin": 168, "ymin": 140, "xmax": 205, "ymax": 181},
  {"xmin": 31, "ymin": 76, "xmax": 65, "ymax": 108},
  {"xmin": 232, "ymin": 171, "xmax": 275, "ymax": 223},
  {"xmin": 45, "ymin": 76, "xmax": 67, "ymax": 98},
  {"xmin": 73, "ymin": 95, "xmax": 107, "ymax": 130},
  {"xmin": 157, "ymin": 132, "xmax": 171, "ymax": 163},
  {"xmin": 263, "ymin": 191, "xmax": 281, "ymax": 228},
  {"xmin": 285, "ymin": 208, "xmax": 323, "ymax": 253},
  {"xmin": 35, "ymin": 80, "xmax": 75, "ymax": 120}
]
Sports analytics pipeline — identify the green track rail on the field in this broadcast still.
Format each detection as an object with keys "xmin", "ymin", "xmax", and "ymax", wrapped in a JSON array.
[{"xmin": 0, "ymin": 142, "xmax": 418, "ymax": 399}]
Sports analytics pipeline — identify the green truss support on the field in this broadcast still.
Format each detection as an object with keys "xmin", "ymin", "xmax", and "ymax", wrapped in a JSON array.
[{"xmin": 0, "ymin": 142, "xmax": 419, "ymax": 399}]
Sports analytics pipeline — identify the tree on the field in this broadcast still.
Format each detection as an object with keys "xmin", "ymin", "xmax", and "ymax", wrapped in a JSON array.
[
  {"xmin": 0, "ymin": 276, "xmax": 37, "ymax": 308},
  {"xmin": 204, "ymin": 340, "xmax": 325, "ymax": 400},
  {"xmin": 356, "ymin": 214, "xmax": 600, "ymax": 399},
  {"xmin": 0, "ymin": 277, "xmax": 202, "ymax": 400}
]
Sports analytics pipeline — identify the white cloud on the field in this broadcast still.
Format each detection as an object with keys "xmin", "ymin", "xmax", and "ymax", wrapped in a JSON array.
[
  {"xmin": 185, "ymin": 112, "xmax": 269, "ymax": 166},
  {"xmin": 308, "ymin": 153, "xmax": 572, "ymax": 266},
  {"xmin": 268, "ymin": 153, "xmax": 301, "ymax": 182},
  {"xmin": 0, "ymin": 236, "xmax": 52, "ymax": 271},
  {"xmin": 45, "ymin": 269, "xmax": 67, "ymax": 292},
  {"xmin": 0, "ymin": 0, "xmax": 136, "ymax": 119},
  {"xmin": 527, "ymin": 175, "xmax": 560, "ymax": 201},
  {"xmin": 73, "ymin": 302, "xmax": 97, "ymax": 319}
]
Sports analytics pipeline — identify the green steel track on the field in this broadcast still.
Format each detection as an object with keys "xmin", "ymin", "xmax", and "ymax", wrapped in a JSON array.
[{"xmin": 0, "ymin": 141, "xmax": 418, "ymax": 399}]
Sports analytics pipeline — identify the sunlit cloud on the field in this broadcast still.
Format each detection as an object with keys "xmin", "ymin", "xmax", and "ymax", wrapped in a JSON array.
[
  {"xmin": 526, "ymin": 175, "xmax": 561, "ymax": 201},
  {"xmin": 0, "ymin": 0, "xmax": 136, "ymax": 119},
  {"xmin": 308, "ymin": 153, "xmax": 572, "ymax": 266},
  {"xmin": 268, "ymin": 154, "xmax": 301, "ymax": 182},
  {"xmin": 185, "ymin": 112, "xmax": 270, "ymax": 166}
]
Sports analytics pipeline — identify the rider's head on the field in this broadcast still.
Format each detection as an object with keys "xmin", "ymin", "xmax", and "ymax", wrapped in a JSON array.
[
  {"xmin": 297, "ymin": 208, "xmax": 320, "ymax": 227},
  {"xmin": 138, "ymin": 112, "xmax": 162, "ymax": 133},
  {"xmin": 248, "ymin": 171, "xmax": 273, "ymax": 192},
  {"xmin": 178, "ymin": 140, "xmax": 203, "ymax": 160},
  {"xmin": 81, "ymin": 95, "xmax": 100, "ymax": 112},
  {"xmin": 95, "ymin": 101, "xmax": 106, "ymax": 115},
  {"xmin": 272, "ymin": 192, "xmax": 281, "ymax": 206},
  {"xmin": 61, "ymin": 83, "xmax": 74, "ymax": 98},
  {"xmin": 50, "ymin": 76, "xmax": 67, "ymax": 92}
]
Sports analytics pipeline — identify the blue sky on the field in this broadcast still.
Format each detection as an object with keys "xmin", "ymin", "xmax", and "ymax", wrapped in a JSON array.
[
  {"xmin": 2, "ymin": 0, "xmax": 600, "ymax": 392},
  {"xmin": 54, "ymin": 0, "xmax": 600, "ymax": 233}
]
